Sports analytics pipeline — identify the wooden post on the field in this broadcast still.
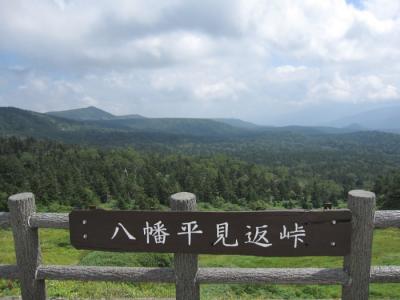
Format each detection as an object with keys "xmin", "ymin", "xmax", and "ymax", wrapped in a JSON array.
[
  {"xmin": 8, "ymin": 193, "xmax": 46, "ymax": 300},
  {"xmin": 170, "ymin": 192, "xmax": 200, "ymax": 300},
  {"xmin": 342, "ymin": 190, "xmax": 375, "ymax": 300}
]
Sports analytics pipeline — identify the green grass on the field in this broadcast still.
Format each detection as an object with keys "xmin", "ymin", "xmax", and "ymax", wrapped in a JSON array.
[{"xmin": 0, "ymin": 228, "xmax": 399, "ymax": 299}]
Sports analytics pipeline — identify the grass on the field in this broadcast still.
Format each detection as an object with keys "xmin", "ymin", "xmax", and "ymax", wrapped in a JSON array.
[{"xmin": 0, "ymin": 228, "xmax": 399, "ymax": 299}]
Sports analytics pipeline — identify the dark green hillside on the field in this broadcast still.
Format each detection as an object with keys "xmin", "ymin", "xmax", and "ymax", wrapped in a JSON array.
[
  {"xmin": 47, "ymin": 106, "xmax": 146, "ymax": 121},
  {"xmin": 0, "ymin": 107, "xmax": 83, "ymax": 137},
  {"xmin": 115, "ymin": 114, "xmax": 146, "ymax": 119},
  {"xmin": 213, "ymin": 118, "xmax": 260, "ymax": 129},
  {"xmin": 88, "ymin": 117, "xmax": 249, "ymax": 136},
  {"xmin": 47, "ymin": 106, "xmax": 116, "ymax": 121},
  {"xmin": 2, "ymin": 107, "xmax": 249, "ymax": 139},
  {"xmin": 259, "ymin": 125, "xmax": 365, "ymax": 135},
  {"xmin": 0, "ymin": 106, "xmax": 373, "ymax": 143}
]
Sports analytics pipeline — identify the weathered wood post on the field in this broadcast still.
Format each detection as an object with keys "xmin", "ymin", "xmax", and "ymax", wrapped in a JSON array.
[
  {"xmin": 170, "ymin": 192, "xmax": 200, "ymax": 300},
  {"xmin": 8, "ymin": 193, "xmax": 46, "ymax": 300},
  {"xmin": 342, "ymin": 190, "xmax": 376, "ymax": 299}
]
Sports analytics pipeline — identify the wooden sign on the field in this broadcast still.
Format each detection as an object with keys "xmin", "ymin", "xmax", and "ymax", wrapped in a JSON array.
[{"xmin": 69, "ymin": 209, "xmax": 351, "ymax": 256}]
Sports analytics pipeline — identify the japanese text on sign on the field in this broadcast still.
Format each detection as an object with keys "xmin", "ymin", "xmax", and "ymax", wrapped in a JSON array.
[{"xmin": 69, "ymin": 210, "xmax": 352, "ymax": 257}]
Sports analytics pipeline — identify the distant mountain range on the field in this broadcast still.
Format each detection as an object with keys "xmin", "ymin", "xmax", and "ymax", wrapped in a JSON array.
[
  {"xmin": 328, "ymin": 105, "xmax": 400, "ymax": 132},
  {"xmin": 46, "ymin": 105, "xmax": 400, "ymax": 133},
  {"xmin": 2, "ymin": 105, "xmax": 400, "ymax": 158},
  {"xmin": 46, "ymin": 106, "xmax": 260, "ymax": 130},
  {"xmin": 47, "ymin": 106, "xmax": 146, "ymax": 121},
  {"xmin": 0, "ymin": 106, "xmax": 254, "ymax": 141},
  {"xmin": 0, "ymin": 105, "xmax": 399, "ymax": 149}
]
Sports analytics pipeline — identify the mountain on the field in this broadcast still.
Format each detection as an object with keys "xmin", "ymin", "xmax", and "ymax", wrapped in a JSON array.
[
  {"xmin": 262, "ymin": 125, "xmax": 367, "ymax": 135},
  {"xmin": 47, "ymin": 106, "xmax": 147, "ymax": 121},
  {"xmin": 0, "ymin": 107, "xmax": 248, "ymax": 139},
  {"xmin": 115, "ymin": 114, "xmax": 146, "ymax": 119},
  {"xmin": 213, "ymin": 118, "xmax": 260, "ymax": 129},
  {"xmin": 0, "ymin": 106, "xmax": 371, "ymax": 141},
  {"xmin": 3, "ymin": 106, "xmax": 400, "ymax": 162},
  {"xmin": 0, "ymin": 107, "xmax": 82, "ymax": 138},
  {"xmin": 89, "ymin": 117, "xmax": 249, "ymax": 136},
  {"xmin": 47, "ymin": 106, "xmax": 116, "ymax": 121},
  {"xmin": 328, "ymin": 106, "xmax": 400, "ymax": 130}
]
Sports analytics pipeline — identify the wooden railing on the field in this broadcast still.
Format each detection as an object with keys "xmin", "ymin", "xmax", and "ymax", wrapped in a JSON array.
[{"xmin": 0, "ymin": 191, "xmax": 400, "ymax": 299}]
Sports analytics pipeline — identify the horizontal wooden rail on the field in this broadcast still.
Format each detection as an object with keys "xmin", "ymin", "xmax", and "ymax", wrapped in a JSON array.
[
  {"xmin": 374, "ymin": 210, "xmax": 400, "ymax": 228},
  {"xmin": 3, "ymin": 264, "xmax": 400, "ymax": 285},
  {"xmin": 370, "ymin": 266, "xmax": 400, "ymax": 283},
  {"xmin": 0, "ymin": 264, "xmax": 19, "ymax": 279},
  {"xmin": 29, "ymin": 213, "xmax": 69, "ymax": 229},
  {"xmin": 36, "ymin": 265, "xmax": 349, "ymax": 285},
  {"xmin": 32, "ymin": 265, "xmax": 400, "ymax": 284},
  {"xmin": 198, "ymin": 267, "xmax": 350, "ymax": 285},
  {"xmin": 36, "ymin": 265, "xmax": 175, "ymax": 282},
  {"xmin": 1, "ymin": 211, "xmax": 400, "ymax": 230}
]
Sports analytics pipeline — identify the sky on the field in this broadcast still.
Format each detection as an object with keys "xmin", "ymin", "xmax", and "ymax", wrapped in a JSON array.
[{"xmin": 0, "ymin": 0, "xmax": 399, "ymax": 125}]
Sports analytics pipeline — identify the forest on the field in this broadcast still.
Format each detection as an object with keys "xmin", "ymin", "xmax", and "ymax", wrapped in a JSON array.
[
  {"xmin": 1, "ymin": 108, "xmax": 400, "ymax": 299},
  {"xmin": 0, "ymin": 136, "xmax": 399, "ymax": 212}
]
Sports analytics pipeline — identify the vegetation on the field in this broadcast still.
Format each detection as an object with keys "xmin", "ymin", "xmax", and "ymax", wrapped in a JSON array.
[
  {"xmin": 1, "ymin": 106, "xmax": 400, "ymax": 298},
  {"xmin": 0, "ymin": 136, "xmax": 399, "ymax": 212},
  {"xmin": 1, "ymin": 228, "xmax": 399, "ymax": 299}
]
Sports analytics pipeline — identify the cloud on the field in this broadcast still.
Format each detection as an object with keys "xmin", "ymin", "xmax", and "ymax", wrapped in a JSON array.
[
  {"xmin": 309, "ymin": 74, "xmax": 399, "ymax": 103},
  {"xmin": 363, "ymin": 0, "xmax": 400, "ymax": 19},
  {"xmin": 193, "ymin": 78, "xmax": 247, "ymax": 101},
  {"xmin": 0, "ymin": 0, "xmax": 399, "ymax": 124}
]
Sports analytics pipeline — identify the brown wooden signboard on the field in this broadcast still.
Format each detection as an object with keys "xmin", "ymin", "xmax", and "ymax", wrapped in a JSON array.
[{"xmin": 69, "ymin": 209, "xmax": 351, "ymax": 256}]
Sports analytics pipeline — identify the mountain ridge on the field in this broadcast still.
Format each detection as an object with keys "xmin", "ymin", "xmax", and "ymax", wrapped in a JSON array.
[
  {"xmin": 47, "ymin": 106, "xmax": 147, "ymax": 121},
  {"xmin": 328, "ymin": 105, "xmax": 400, "ymax": 130},
  {"xmin": 0, "ymin": 106, "xmax": 395, "ymax": 148},
  {"xmin": 47, "ymin": 106, "xmax": 116, "ymax": 121}
]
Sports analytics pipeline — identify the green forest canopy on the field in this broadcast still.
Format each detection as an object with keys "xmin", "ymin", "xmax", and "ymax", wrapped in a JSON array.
[{"xmin": 0, "ymin": 136, "xmax": 399, "ymax": 212}]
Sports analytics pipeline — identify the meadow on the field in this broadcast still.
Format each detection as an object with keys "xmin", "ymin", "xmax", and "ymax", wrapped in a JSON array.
[{"xmin": 0, "ymin": 227, "xmax": 399, "ymax": 299}]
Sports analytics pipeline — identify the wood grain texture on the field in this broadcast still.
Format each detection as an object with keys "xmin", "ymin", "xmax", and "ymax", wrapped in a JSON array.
[
  {"xmin": 36, "ymin": 265, "xmax": 175, "ymax": 282},
  {"xmin": 32, "ymin": 265, "xmax": 400, "ymax": 285},
  {"xmin": 370, "ymin": 266, "xmax": 400, "ymax": 283},
  {"xmin": 374, "ymin": 210, "xmax": 400, "ymax": 228},
  {"xmin": 0, "ymin": 264, "xmax": 19, "ymax": 279},
  {"xmin": 170, "ymin": 192, "xmax": 199, "ymax": 300},
  {"xmin": 29, "ymin": 213, "xmax": 69, "ymax": 229},
  {"xmin": 8, "ymin": 193, "xmax": 46, "ymax": 300},
  {"xmin": 342, "ymin": 190, "xmax": 375, "ymax": 300},
  {"xmin": 0, "ymin": 212, "xmax": 10, "ymax": 229},
  {"xmin": 198, "ymin": 267, "xmax": 349, "ymax": 284},
  {"xmin": 34, "ymin": 265, "xmax": 354, "ymax": 285}
]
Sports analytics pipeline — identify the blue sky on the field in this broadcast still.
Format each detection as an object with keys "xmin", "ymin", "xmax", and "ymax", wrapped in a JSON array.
[
  {"xmin": 0, "ymin": 0, "xmax": 399, "ymax": 125},
  {"xmin": 346, "ymin": 0, "xmax": 364, "ymax": 8}
]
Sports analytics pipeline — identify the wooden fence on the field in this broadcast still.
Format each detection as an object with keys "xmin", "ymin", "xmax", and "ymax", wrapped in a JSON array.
[{"xmin": 0, "ymin": 190, "xmax": 399, "ymax": 300}]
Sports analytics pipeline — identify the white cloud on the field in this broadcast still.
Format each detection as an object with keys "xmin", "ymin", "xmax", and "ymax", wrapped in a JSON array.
[
  {"xmin": 0, "ymin": 0, "xmax": 400, "ymax": 124},
  {"xmin": 309, "ymin": 74, "xmax": 399, "ymax": 103},
  {"xmin": 364, "ymin": 0, "xmax": 400, "ymax": 19},
  {"xmin": 81, "ymin": 96, "xmax": 99, "ymax": 107},
  {"xmin": 266, "ymin": 65, "xmax": 319, "ymax": 83},
  {"xmin": 362, "ymin": 75, "xmax": 399, "ymax": 100},
  {"xmin": 193, "ymin": 78, "xmax": 247, "ymax": 100}
]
